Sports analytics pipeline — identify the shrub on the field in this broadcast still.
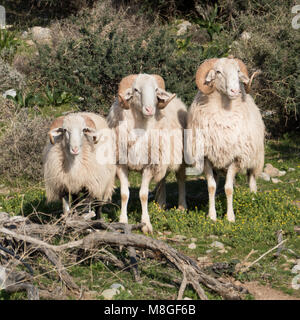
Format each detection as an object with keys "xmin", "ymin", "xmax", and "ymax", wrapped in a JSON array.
[
  {"xmin": 227, "ymin": 2, "xmax": 300, "ymax": 134},
  {"xmin": 0, "ymin": 107, "xmax": 50, "ymax": 183},
  {"xmin": 32, "ymin": 16, "xmax": 228, "ymax": 114},
  {"xmin": 0, "ymin": 57, "xmax": 25, "ymax": 92}
]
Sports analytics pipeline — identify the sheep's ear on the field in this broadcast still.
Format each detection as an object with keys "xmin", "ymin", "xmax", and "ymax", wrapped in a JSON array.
[
  {"xmin": 83, "ymin": 128, "xmax": 99, "ymax": 144},
  {"xmin": 118, "ymin": 88, "xmax": 132, "ymax": 109},
  {"xmin": 48, "ymin": 128, "xmax": 64, "ymax": 144},
  {"xmin": 239, "ymin": 71, "xmax": 250, "ymax": 85},
  {"xmin": 205, "ymin": 69, "xmax": 216, "ymax": 85},
  {"xmin": 156, "ymin": 88, "xmax": 176, "ymax": 109}
]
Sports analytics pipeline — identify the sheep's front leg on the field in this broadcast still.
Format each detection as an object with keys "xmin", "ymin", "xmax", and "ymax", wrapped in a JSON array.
[
  {"xmin": 140, "ymin": 168, "xmax": 153, "ymax": 234},
  {"xmin": 117, "ymin": 165, "xmax": 130, "ymax": 224},
  {"xmin": 176, "ymin": 164, "xmax": 187, "ymax": 210},
  {"xmin": 225, "ymin": 163, "xmax": 238, "ymax": 222},
  {"xmin": 204, "ymin": 160, "xmax": 217, "ymax": 221}
]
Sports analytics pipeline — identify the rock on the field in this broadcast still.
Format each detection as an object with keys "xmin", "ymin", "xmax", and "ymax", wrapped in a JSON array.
[
  {"xmin": 176, "ymin": 20, "xmax": 192, "ymax": 36},
  {"xmin": 208, "ymin": 235, "xmax": 218, "ymax": 239},
  {"xmin": 188, "ymin": 243, "xmax": 196, "ymax": 250},
  {"xmin": 197, "ymin": 256, "xmax": 210, "ymax": 264},
  {"xmin": 278, "ymin": 170, "xmax": 286, "ymax": 177},
  {"xmin": 264, "ymin": 163, "xmax": 281, "ymax": 177},
  {"xmin": 110, "ymin": 283, "xmax": 125, "ymax": 291},
  {"xmin": 31, "ymin": 26, "xmax": 52, "ymax": 45},
  {"xmin": 0, "ymin": 57, "xmax": 25, "ymax": 91},
  {"xmin": 210, "ymin": 241, "xmax": 225, "ymax": 250},
  {"xmin": 291, "ymin": 265, "xmax": 300, "ymax": 274},
  {"xmin": 21, "ymin": 31, "xmax": 28, "ymax": 39},
  {"xmin": 101, "ymin": 288, "xmax": 119, "ymax": 300},
  {"xmin": 190, "ymin": 237, "xmax": 197, "ymax": 243},
  {"xmin": 271, "ymin": 178, "xmax": 282, "ymax": 184},
  {"xmin": 240, "ymin": 31, "xmax": 251, "ymax": 41},
  {"xmin": 288, "ymin": 168, "xmax": 296, "ymax": 172},
  {"xmin": 174, "ymin": 235, "xmax": 187, "ymax": 241},
  {"xmin": 259, "ymin": 172, "xmax": 270, "ymax": 181}
]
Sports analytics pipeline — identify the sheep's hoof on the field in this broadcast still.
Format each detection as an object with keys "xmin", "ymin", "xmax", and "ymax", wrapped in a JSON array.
[
  {"xmin": 119, "ymin": 216, "xmax": 128, "ymax": 224},
  {"xmin": 208, "ymin": 213, "xmax": 217, "ymax": 222},
  {"xmin": 141, "ymin": 223, "xmax": 153, "ymax": 235},
  {"xmin": 227, "ymin": 215, "xmax": 235, "ymax": 223}
]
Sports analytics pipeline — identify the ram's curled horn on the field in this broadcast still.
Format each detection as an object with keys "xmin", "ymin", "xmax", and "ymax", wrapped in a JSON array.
[
  {"xmin": 118, "ymin": 74, "xmax": 137, "ymax": 109},
  {"xmin": 48, "ymin": 116, "xmax": 65, "ymax": 144},
  {"xmin": 82, "ymin": 115, "xmax": 96, "ymax": 130},
  {"xmin": 234, "ymin": 58, "xmax": 251, "ymax": 93},
  {"xmin": 195, "ymin": 58, "xmax": 218, "ymax": 95},
  {"xmin": 151, "ymin": 74, "xmax": 166, "ymax": 90}
]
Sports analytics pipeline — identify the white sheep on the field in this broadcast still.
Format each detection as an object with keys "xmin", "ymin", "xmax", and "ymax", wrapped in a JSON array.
[
  {"xmin": 107, "ymin": 73, "xmax": 187, "ymax": 233},
  {"xmin": 43, "ymin": 112, "xmax": 116, "ymax": 216},
  {"xmin": 187, "ymin": 57, "xmax": 265, "ymax": 222}
]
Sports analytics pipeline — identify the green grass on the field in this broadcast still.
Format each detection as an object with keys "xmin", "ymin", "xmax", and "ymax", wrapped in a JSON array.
[{"xmin": 0, "ymin": 136, "xmax": 300, "ymax": 300}]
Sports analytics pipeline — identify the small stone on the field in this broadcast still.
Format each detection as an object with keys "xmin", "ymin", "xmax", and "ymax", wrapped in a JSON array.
[
  {"xmin": 110, "ymin": 283, "xmax": 125, "ymax": 291},
  {"xmin": 163, "ymin": 231, "xmax": 172, "ymax": 236},
  {"xmin": 176, "ymin": 20, "xmax": 192, "ymax": 36},
  {"xmin": 259, "ymin": 172, "xmax": 270, "ymax": 181},
  {"xmin": 101, "ymin": 288, "xmax": 119, "ymax": 300},
  {"xmin": 271, "ymin": 178, "xmax": 282, "ymax": 184},
  {"xmin": 264, "ymin": 163, "xmax": 280, "ymax": 177},
  {"xmin": 174, "ymin": 235, "xmax": 187, "ymax": 241},
  {"xmin": 288, "ymin": 168, "xmax": 296, "ymax": 172},
  {"xmin": 188, "ymin": 243, "xmax": 196, "ymax": 250},
  {"xmin": 190, "ymin": 237, "xmax": 197, "ymax": 243},
  {"xmin": 31, "ymin": 26, "xmax": 52, "ymax": 45},
  {"xmin": 208, "ymin": 235, "xmax": 218, "ymax": 239},
  {"xmin": 197, "ymin": 256, "xmax": 210, "ymax": 264},
  {"xmin": 278, "ymin": 170, "xmax": 286, "ymax": 177},
  {"xmin": 21, "ymin": 31, "xmax": 28, "ymax": 39},
  {"xmin": 210, "ymin": 241, "xmax": 225, "ymax": 250},
  {"xmin": 206, "ymin": 249, "xmax": 213, "ymax": 254},
  {"xmin": 240, "ymin": 31, "xmax": 251, "ymax": 41},
  {"xmin": 291, "ymin": 265, "xmax": 300, "ymax": 274}
]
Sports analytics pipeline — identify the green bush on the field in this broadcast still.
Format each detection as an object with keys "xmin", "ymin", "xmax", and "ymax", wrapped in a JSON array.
[{"xmin": 33, "ymin": 20, "xmax": 228, "ymax": 114}]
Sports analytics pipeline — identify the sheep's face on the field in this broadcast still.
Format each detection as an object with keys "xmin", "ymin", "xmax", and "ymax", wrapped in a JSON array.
[
  {"xmin": 205, "ymin": 58, "xmax": 249, "ymax": 100},
  {"xmin": 119, "ymin": 74, "xmax": 176, "ymax": 118},
  {"xmin": 48, "ymin": 115, "xmax": 99, "ymax": 156}
]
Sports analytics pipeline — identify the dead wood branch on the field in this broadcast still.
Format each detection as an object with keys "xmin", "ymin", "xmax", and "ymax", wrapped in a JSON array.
[{"xmin": 0, "ymin": 213, "xmax": 246, "ymax": 300}]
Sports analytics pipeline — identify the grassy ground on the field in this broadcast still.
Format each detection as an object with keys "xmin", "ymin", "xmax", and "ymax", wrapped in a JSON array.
[{"xmin": 0, "ymin": 133, "xmax": 299, "ymax": 300}]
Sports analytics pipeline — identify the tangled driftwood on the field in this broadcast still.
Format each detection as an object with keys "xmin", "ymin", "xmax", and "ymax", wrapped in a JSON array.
[{"xmin": 0, "ymin": 211, "xmax": 247, "ymax": 300}]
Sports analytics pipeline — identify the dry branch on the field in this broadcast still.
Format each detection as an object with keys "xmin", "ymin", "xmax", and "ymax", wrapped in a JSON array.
[{"xmin": 0, "ymin": 212, "xmax": 246, "ymax": 300}]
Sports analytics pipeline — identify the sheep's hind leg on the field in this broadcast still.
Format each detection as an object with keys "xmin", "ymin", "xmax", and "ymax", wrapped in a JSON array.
[
  {"xmin": 140, "ymin": 169, "xmax": 153, "ymax": 234},
  {"xmin": 247, "ymin": 169, "xmax": 257, "ymax": 193},
  {"xmin": 117, "ymin": 165, "xmax": 130, "ymax": 224},
  {"xmin": 176, "ymin": 164, "xmax": 187, "ymax": 210},
  {"xmin": 225, "ymin": 163, "xmax": 238, "ymax": 222},
  {"xmin": 155, "ymin": 178, "xmax": 166, "ymax": 209},
  {"xmin": 62, "ymin": 194, "xmax": 71, "ymax": 216},
  {"xmin": 204, "ymin": 160, "xmax": 217, "ymax": 221}
]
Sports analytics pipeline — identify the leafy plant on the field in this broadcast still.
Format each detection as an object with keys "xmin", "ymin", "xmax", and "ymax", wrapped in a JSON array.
[
  {"xmin": 194, "ymin": 4, "xmax": 222, "ymax": 40},
  {"xmin": 6, "ymin": 90, "xmax": 36, "ymax": 108},
  {"xmin": 42, "ymin": 85, "xmax": 81, "ymax": 106}
]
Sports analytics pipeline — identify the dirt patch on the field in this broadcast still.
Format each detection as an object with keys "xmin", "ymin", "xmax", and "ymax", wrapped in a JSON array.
[{"xmin": 244, "ymin": 281, "xmax": 300, "ymax": 300}]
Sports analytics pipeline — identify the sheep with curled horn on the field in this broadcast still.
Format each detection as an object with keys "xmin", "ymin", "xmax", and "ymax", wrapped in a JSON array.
[
  {"xmin": 43, "ymin": 112, "xmax": 116, "ymax": 217},
  {"xmin": 107, "ymin": 73, "xmax": 188, "ymax": 234},
  {"xmin": 187, "ymin": 56, "xmax": 265, "ymax": 222}
]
